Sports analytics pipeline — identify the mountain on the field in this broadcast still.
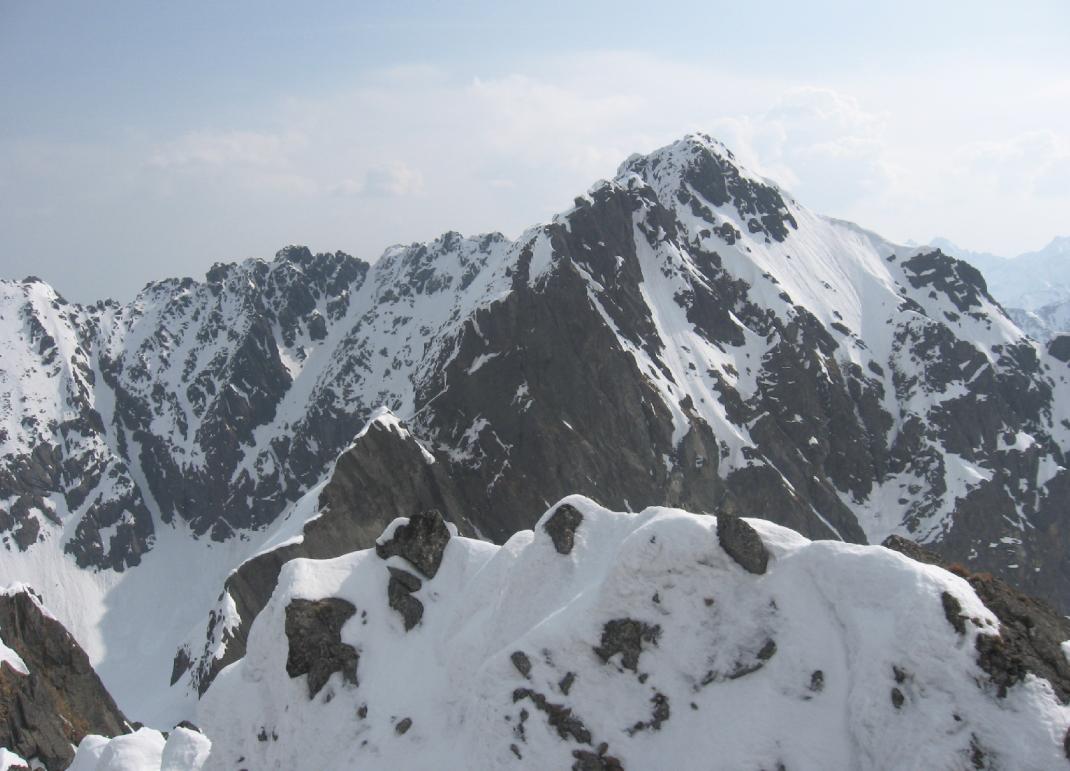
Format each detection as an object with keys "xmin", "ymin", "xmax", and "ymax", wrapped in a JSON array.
[
  {"xmin": 3, "ymin": 134, "xmax": 1070, "ymax": 731},
  {"xmin": 71, "ymin": 503, "xmax": 1070, "ymax": 770},
  {"xmin": 1008, "ymin": 303, "xmax": 1070, "ymax": 346},
  {"xmin": 927, "ymin": 238, "xmax": 1008, "ymax": 279},
  {"xmin": 933, "ymin": 236, "xmax": 1070, "ymax": 341}
]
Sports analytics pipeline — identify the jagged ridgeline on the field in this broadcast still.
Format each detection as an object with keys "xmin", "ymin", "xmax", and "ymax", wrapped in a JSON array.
[{"xmin": 2, "ymin": 133, "xmax": 1070, "ymax": 724}]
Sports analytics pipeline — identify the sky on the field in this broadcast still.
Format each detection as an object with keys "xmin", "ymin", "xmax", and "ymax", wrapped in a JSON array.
[{"xmin": 1, "ymin": 0, "xmax": 1068, "ymax": 303}]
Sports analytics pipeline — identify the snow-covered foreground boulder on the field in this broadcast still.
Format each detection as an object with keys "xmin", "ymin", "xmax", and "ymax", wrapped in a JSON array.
[
  {"xmin": 68, "ymin": 727, "xmax": 209, "ymax": 771},
  {"xmin": 76, "ymin": 497, "xmax": 1070, "ymax": 769}
]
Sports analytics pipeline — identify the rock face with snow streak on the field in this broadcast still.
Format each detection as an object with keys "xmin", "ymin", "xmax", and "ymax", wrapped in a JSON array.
[
  {"xmin": 162, "ymin": 501, "xmax": 1070, "ymax": 769},
  {"xmin": 932, "ymin": 236, "xmax": 1070, "ymax": 342},
  {"xmin": 171, "ymin": 409, "xmax": 481, "ymax": 696},
  {"xmin": 0, "ymin": 587, "xmax": 129, "ymax": 769},
  {"xmin": 4, "ymin": 133, "xmax": 1070, "ymax": 724}
]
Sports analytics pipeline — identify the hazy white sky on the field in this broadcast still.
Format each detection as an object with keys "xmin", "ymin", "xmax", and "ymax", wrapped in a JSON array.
[{"xmin": 1, "ymin": 0, "xmax": 1067, "ymax": 302}]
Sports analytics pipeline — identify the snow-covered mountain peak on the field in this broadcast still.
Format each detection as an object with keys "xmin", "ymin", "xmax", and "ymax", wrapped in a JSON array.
[
  {"xmin": 616, "ymin": 132, "xmax": 740, "ymax": 179},
  {"xmin": 615, "ymin": 133, "xmax": 798, "ymax": 246},
  {"xmin": 371, "ymin": 230, "xmax": 514, "ymax": 301}
]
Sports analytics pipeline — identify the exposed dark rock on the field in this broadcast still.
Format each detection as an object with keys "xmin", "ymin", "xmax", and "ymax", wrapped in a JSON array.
[
  {"xmin": 942, "ymin": 591, "xmax": 967, "ymax": 635},
  {"xmin": 513, "ymin": 687, "xmax": 592, "ymax": 744},
  {"xmin": 417, "ymin": 243, "xmax": 733, "ymax": 548},
  {"xmin": 974, "ymin": 633, "xmax": 1029, "ymax": 699},
  {"xmin": 891, "ymin": 687, "xmax": 905, "ymax": 709},
  {"xmin": 628, "ymin": 135, "xmax": 798, "ymax": 243},
  {"xmin": 170, "ymin": 646, "xmax": 191, "ymax": 686},
  {"xmin": 284, "ymin": 598, "xmax": 359, "ymax": 698},
  {"xmin": 0, "ymin": 589, "xmax": 129, "ymax": 770},
  {"xmin": 809, "ymin": 670, "xmax": 824, "ymax": 693},
  {"xmin": 884, "ymin": 536, "xmax": 1070, "ymax": 702},
  {"xmin": 1048, "ymin": 335, "xmax": 1070, "ymax": 363},
  {"xmin": 969, "ymin": 734, "xmax": 987, "ymax": 769},
  {"xmin": 902, "ymin": 251, "xmax": 991, "ymax": 314},
  {"xmin": 882, "ymin": 535, "xmax": 942, "ymax": 566},
  {"xmin": 594, "ymin": 619, "xmax": 661, "ymax": 672},
  {"xmin": 559, "ymin": 671, "xmax": 576, "ymax": 695},
  {"xmin": 511, "ymin": 651, "xmax": 532, "ymax": 679},
  {"xmin": 717, "ymin": 515, "xmax": 769, "ymax": 575},
  {"xmin": 543, "ymin": 503, "xmax": 584, "ymax": 555},
  {"xmin": 626, "ymin": 692, "xmax": 670, "ymax": 734},
  {"xmin": 514, "ymin": 707, "xmax": 529, "ymax": 744},
  {"xmin": 395, "ymin": 717, "xmax": 412, "ymax": 735},
  {"xmin": 572, "ymin": 743, "xmax": 625, "ymax": 771},
  {"xmin": 705, "ymin": 638, "xmax": 779, "ymax": 683},
  {"xmin": 387, "ymin": 568, "xmax": 424, "ymax": 631},
  {"xmin": 376, "ymin": 509, "xmax": 452, "ymax": 579}
]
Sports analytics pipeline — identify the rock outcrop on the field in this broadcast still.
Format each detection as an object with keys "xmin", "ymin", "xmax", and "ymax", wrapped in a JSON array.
[
  {"xmin": 716, "ymin": 515, "xmax": 769, "ymax": 575},
  {"xmin": 884, "ymin": 534, "xmax": 1070, "ymax": 703},
  {"xmin": 375, "ymin": 509, "xmax": 452, "ymax": 579},
  {"xmin": 284, "ymin": 598, "xmax": 360, "ymax": 698},
  {"xmin": 0, "ymin": 588, "xmax": 128, "ymax": 769},
  {"xmin": 543, "ymin": 504, "xmax": 584, "ymax": 555}
]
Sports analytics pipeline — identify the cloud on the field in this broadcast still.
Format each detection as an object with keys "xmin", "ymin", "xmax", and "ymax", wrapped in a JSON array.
[
  {"xmin": 148, "ymin": 130, "xmax": 306, "ymax": 169},
  {"xmin": 5, "ymin": 51, "xmax": 1068, "ymax": 302},
  {"xmin": 711, "ymin": 87, "xmax": 895, "ymax": 208},
  {"xmin": 139, "ymin": 64, "xmax": 894, "ymax": 224},
  {"xmin": 332, "ymin": 162, "xmax": 424, "ymax": 197},
  {"xmin": 144, "ymin": 129, "xmax": 319, "ymax": 196},
  {"xmin": 1035, "ymin": 156, "xmax": 1070, "ymax": 198},
  {"xmin": 955, "ymin": 130, "xmax": 1070, "ymax": 199}
]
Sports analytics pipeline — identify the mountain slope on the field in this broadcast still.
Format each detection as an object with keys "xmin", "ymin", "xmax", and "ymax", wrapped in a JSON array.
[
  {"xmin": 2, "ymin": 134, "xmax": 1070, "ymax": 726},
  {"xmin": 932, "ymin": 236, "xmax": 1070, "ymax": 312},
  {"xmin": 933, "ymin": 236, "xmax": 1070, "ymax": 341}
]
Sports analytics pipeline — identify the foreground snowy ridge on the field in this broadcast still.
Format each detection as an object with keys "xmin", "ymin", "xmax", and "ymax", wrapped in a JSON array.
[{"xmin": 73, "ymin": 499, "xmax": 1070, "ymax": 770}]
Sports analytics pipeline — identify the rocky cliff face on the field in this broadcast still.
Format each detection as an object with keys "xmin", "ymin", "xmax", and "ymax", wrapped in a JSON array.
[
  {"xmin": 0, "ymin": 587, "xmax": 129, "ymax": 769},
  {"xmin": 3, "ymin": 134, "xmax": 1070, "ymax": 723}
]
